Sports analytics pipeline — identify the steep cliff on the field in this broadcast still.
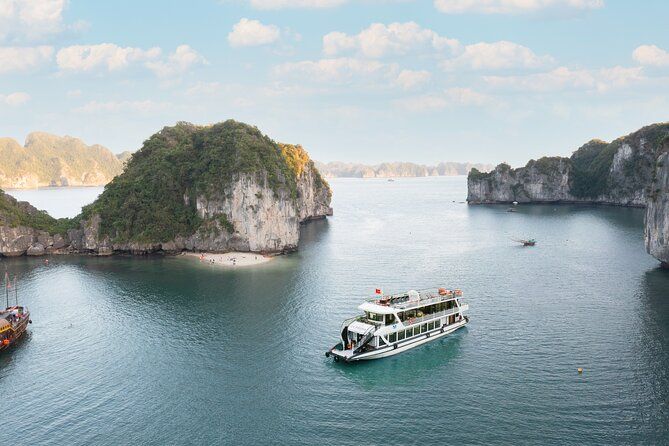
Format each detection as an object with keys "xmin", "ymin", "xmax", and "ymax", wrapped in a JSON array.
[
  {"xmin": 0, "ymin": 120, "xmax": 332, "ymax": 257},
  {"xmin": 468, "ymin": 123, "xmax": 669, "ymax": 206},
  {"xmin": 0, "ymin": 132, "xmax": 125, "ymax": 188},
  {"xmin": 645, "ymin": 153, "xmax": 669, "ymax": 268}
]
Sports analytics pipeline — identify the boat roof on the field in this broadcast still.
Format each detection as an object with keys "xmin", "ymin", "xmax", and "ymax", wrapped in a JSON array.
[
  {"xmin": 347, "ymin": 321, "xmax": 375, "ymax": 334},
  {"xmin": 359, "ymin": 287, "xmax": 462, "ymax": 314}
]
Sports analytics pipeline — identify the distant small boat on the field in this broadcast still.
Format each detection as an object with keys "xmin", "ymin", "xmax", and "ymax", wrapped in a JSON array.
[
  {"xmin": 387, "ymin": 178, "xmax": 395, "ymax": 182},
  {"xmin": 506, "ymin": 208, "xmax": 517, "ymax": 213},
  {"xmin": 511, "ymin": 237, "xmax": 536, "ymax": 246}
]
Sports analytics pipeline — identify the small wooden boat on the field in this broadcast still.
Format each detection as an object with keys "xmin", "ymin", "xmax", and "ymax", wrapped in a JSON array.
[
  {"xmin": 1, "ymin": 273, "xmax": 31, "ymax": 352},
  {"xmin": 0, "ymin": 306, "xmax": 31, "ymax": 352}
]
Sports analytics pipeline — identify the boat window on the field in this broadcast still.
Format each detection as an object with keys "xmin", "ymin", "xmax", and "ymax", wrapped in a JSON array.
[
  {"xmin": 377, "ymin": 337, "xmax": 386, "ymax": 346},
  {"xmin": 398, "ymin": 331, "xmax": 405, "ymax": 341},
  {"xmin": 406, "ymin": 310, "xmax": 416, "ymax": 319},
  {"xmin": 389, "ymin": 332, "xmax": 397, "ymax": 343},
  {"xmin": 421, "ymin": 324, "xmax": 427, "ymax": 333},
  {"xmin": 385, "ymin": 314, "xmax": 395, "ymax": 325},
  {"xmin": 428, "ymin": 322, "xmax": 434, "ymax": 330},
  {"xmin": 435, "ymin": 320, "xmax": 441, "ymax": 328},
  {"xmin": 366, "ymin": 312, "xmax": 384, "ymax": 322},
  {"xmin": 397, "ymin": 311, "xmax": 405, "ymax": 321}
]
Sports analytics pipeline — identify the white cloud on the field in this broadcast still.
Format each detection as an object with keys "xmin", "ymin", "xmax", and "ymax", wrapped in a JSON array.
[
  {"xmin": 185, "ymin": 81, "xmax": 224, "ymax": 97},
  {"xmin": 273, "ymin": 57, "xmax": 396, "ymax": 83},
  {"xmin": 228, "ymin": 18, "xmax": 280, "ymax": 47},
  {"xmin": 441, "ymin": 41, "xmax": 553, "ymax": 71},
  {"xmin": 484, "ymin": 65, "xmax": 644, "ymax": 92},
  {"xmin": 57, "ymin": 43, "xmax": 161, "ymax": 72},
  {"xmin": 395, "ymin": 69, "xmax": 431, "ymax": 90},
  {"xmin": 0, "ymin": 0, "xmax": 69, "ymax": 41},
  {"xmin": 56, "ymin": 43, "xmax": 206, "ymax": 78},
  {"xmin": 323, "ymin": 22, "xmax": 460, "ymax": 58},
  {"xmin": 245, "ymin": 0, "xmax": 347, "ymax": 9},
  {"xmin": 0, "ymin": 45, "xmax": 53, "ymax": 73},
  {"xmin": 434, "ymin": 0, "xmax": 604, "ymax": 14},
  {"xmin": 632, "ymin": 44, "xmax": 669, "ymax": 67},
  {"xmin": 74, "ymin": 100, "xmax": 170, "ymax": 114},
  {"xmin": 396, "ymin": 87, "xmax": 492, "ymax": 112},
  {"xmin": 145, "ymin": 45, "xmax": 208, "ymax": 78},
  {"xmin": 0, "ymin": 91, "xmax": 30, "ymax": 106}
]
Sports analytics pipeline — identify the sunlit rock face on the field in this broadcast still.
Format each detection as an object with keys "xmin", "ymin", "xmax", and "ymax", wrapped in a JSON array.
[{"xmin": 0, "ymin": 132, "xmax": 125, "ymax": 189}]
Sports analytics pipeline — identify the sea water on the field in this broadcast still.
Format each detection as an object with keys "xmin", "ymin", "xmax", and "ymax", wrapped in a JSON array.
[{"xmin": 0, "ymin": 177, "xmax": 667, "ymax": 445}]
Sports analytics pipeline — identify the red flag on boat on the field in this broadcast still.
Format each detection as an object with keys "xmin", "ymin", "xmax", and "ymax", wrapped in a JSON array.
[{"xmin": 375, "ymin": 288, "xmax": 382, "ymax": 295}]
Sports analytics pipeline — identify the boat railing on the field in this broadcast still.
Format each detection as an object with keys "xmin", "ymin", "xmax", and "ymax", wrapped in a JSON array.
[
  {"xmin": 391, "ymin": 294, "xmax": 460, "ymax": 311},
  {"xmin": 399, "ymin": 304, "xmax": 466, "ymax": 328}
]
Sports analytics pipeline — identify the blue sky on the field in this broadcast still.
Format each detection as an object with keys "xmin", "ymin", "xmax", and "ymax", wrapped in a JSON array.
[{"xmin": 1, "ymin": 0, "xmax": 668, "ymax": 165}]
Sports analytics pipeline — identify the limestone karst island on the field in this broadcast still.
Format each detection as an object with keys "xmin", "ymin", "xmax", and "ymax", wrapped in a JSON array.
[
  {"xmin": 0, "ymin": 120, "xmax": 332, "ymax": 257},
  {"xmin": 2, "ymin": 1, "xmax": 669, "ymax": 445},
  {"xmin": 467, "ymin": 123, "xmax": 669, "ymax": 267}
]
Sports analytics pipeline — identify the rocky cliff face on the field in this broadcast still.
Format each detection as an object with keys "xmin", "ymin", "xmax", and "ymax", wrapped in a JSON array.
[
  {"xmin": 0, "ymin": 120, "xmax": 332, "ymax": 257},
  {"xmin": 468, "ymin": 122, "xmax": 669, "ymax": 266},
  {"xmin": 645, "ymin": 153, "xmax": 669, "ymax": 268},
  {"xmin": 0, "ymin": 132, "xmax": 125, "ymax": 189},
  {"xmin": 468, "ymin": 123, "xmax": 669, "ymax": 207}
]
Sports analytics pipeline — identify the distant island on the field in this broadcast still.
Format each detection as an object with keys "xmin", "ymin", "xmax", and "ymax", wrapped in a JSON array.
[
  {"xmin": 0, "ymin": 130, "xmax": 493, "ymax": 188},
  {"xmin": 0, "ymin": 132, "xmax": 129, "ymax": 189},
  {"xmin": 466, "ymin": 122, "xmax": 669, "ymax": 267},
  {"xmin": 0, "ymin": 120, "xmax": 332, "ymax": 257},
  {"xmin": 315, "ymin": 161, "xmax": 493, "ymax": 178}
]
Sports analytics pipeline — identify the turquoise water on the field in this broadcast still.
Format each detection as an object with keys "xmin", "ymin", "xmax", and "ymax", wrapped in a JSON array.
[{"xmin": 1, "ymin": 177, "xmax": 668, "ymax": 445}]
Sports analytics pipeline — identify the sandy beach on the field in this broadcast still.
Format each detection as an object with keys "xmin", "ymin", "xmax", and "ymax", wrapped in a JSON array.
[{"xmin": 184, "ymin": 252, "xmax": 272, "ymax": 267}]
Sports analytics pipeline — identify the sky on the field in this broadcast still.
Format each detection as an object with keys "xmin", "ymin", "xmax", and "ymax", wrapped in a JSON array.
[{"xmin": 1, "ymin": 0, "xmax": 668, "ymax": 166}]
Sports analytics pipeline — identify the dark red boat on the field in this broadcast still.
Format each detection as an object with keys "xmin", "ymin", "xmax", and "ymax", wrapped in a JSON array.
[{"xmin": 0, "ymin": 305, "xmax": 31, "ymax": 352}]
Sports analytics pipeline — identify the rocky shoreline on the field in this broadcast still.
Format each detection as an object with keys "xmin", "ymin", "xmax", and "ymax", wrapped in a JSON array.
[
  {"xmin": 0, "ymin": 121, "xmax": 333, "ymax": 258},
  {"xmin": 467, "ymin": 123, "xmax": 669, "ymax": 266}
]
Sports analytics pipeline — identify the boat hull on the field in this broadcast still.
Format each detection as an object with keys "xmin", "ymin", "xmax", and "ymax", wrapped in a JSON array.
[{"xmin": 330, "ymin": 318, "xmax": 468, "ymax": 362}]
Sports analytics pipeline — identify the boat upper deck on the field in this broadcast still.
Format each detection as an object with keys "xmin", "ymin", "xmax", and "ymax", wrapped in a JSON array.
[{"xmin": 360, "ymin": 288, "xmax": 463, "ymax": 314}]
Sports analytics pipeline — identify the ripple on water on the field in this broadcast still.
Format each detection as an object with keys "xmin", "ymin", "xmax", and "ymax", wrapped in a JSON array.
[{"xmin": 0, "ymin": 178, "xmax": 668, "ymax": 445}]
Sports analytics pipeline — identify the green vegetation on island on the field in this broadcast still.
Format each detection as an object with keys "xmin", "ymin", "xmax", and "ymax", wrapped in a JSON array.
[
  {"xmin": 468, "ymin": 122, "xmax": 669, "ymax": 202},
  {"xmin": 0, "ymin": 189, "xmax": 72, "ymax": 235},
  {"xmin": 79, "ymin": 120, "xmax": 330, "ymax": 244}
]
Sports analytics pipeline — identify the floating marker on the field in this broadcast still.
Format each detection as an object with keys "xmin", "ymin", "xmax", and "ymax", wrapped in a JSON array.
[{"xmin": 577, "ymin": 368, "xmax": 583, "ymax": 374}]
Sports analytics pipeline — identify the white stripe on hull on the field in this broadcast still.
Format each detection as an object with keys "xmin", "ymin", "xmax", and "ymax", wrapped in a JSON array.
[{"xmin": 347, "ymin": 319, "xmax": 467, "ymax": 361}]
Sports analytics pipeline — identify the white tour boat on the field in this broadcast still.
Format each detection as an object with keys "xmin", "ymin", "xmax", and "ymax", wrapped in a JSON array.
[{"xmin": 326, "ymin": 287, "xmax": 469, "ymax": 362}]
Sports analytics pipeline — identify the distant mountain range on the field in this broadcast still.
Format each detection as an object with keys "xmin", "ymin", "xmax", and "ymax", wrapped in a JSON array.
[
  {"xmin": 315, "ymin": 161, "xmax": 493, "ymax": 178},
  {"xmin": 0, "ymin": 131, "xmax": 493, "ymax": 189},
  {"xmin": 0, "ymin": 132, "xmax": 128, "ymax": 189}
]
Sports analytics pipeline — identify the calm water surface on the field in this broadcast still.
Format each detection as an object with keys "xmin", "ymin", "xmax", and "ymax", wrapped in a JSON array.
[{"xmin": 1, "ymin": 177, "xmax": 667, "ymax": 445}]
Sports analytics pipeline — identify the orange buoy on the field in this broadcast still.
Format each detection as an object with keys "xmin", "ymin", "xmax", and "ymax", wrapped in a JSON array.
[{"xmin": 2, "ymin": 339, "xmax": 9, "ymax": 346}]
